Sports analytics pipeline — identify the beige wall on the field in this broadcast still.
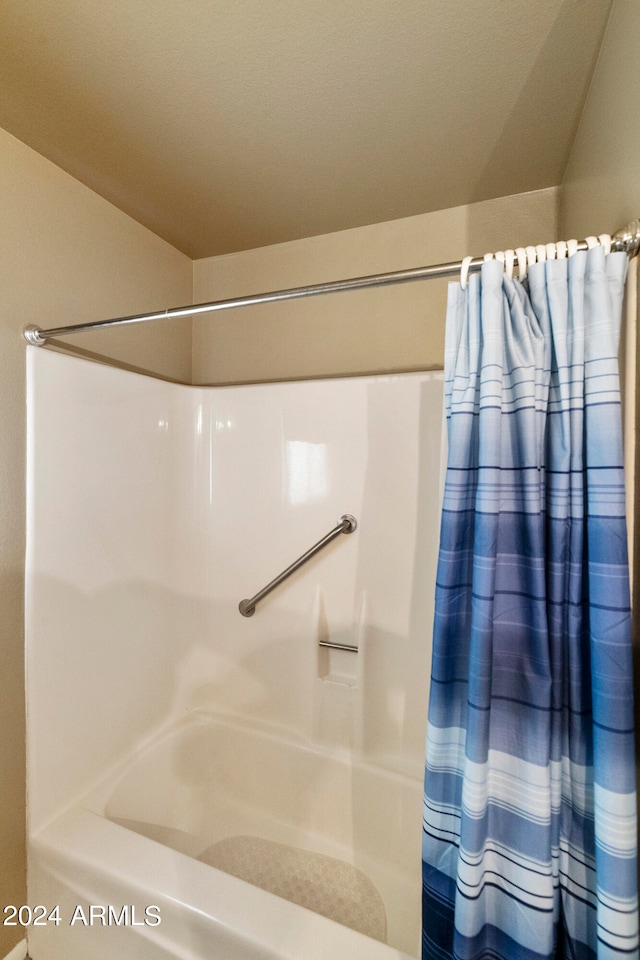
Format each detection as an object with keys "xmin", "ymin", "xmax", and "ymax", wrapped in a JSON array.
[
  {"xmin": 5, "ymin": 136, "xmax": 193, "ymax": 380},
  {"xmin": 192, "ymin": 188, "xmax": 559, "ymax": 385},
  {"xmin": 561, "ymin": 0, "xmax": 640, "ymax": 239},
  {"xmin": 0, "ymin": 128, "xmax": 192, "ymax": 959}
]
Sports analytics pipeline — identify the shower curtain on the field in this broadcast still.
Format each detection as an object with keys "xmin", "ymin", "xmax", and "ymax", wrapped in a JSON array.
[{"xmin": 422, "ymin": 247, "xmax": 639, "ymax": 960}]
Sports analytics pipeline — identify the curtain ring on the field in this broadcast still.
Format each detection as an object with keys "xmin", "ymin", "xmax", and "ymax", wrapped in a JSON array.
[
  {"xmin": 526, "ymin": 246, "xmax": 537, "ymax": 269},
  {"xmin": 484, "ymin": 252, "xmax": 494, "ymax": 261},
  {"xmin": 515, "ymin": 247, "xmax": 528, "ymax": 281},
  {"xmin": 567, "ymin": 239, "xmax": 579, "ymax": 257},
  {"xmin": 585, "ymin": 236, "xmax": 598, "ymax": 249},
  {"xmin": 598, "ymin": 233, "xmax": 612, "ymax": 255},
  {"xmin": 460, "ymin": 255, "xmax": 473, "ymax": 290},
  {"xmin": 504, "ymin": 250, "xmax": 515, "ymax": 279},
  {"xmin": 536, "ymin": 244, "xmax": 547, "ymax": 263},
  {"xmin": 545, "ymin": 243, "xmax": 557, "ymax": 260},
  {"xmin": 556, "ymin": 240, "xmax": 568, "ymax": 260}
]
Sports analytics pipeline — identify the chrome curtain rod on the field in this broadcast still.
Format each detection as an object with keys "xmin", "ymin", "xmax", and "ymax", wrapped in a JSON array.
[{"xmin": 23, "ymin": 219, "xmax": 640, "ymax": 346}]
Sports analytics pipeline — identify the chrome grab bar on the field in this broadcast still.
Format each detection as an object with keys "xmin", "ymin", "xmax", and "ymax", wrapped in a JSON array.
[{"xmin": 239, "ymin": 514, "xmax": 357, "ymax": 617}]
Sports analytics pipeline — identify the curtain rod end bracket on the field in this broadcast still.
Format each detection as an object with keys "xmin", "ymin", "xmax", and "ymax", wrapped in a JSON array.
[
  {"xmin": 24, "ymin": 325, "xmax": 47, "ymax": 345},
  {"xmin": 611, "ymin": 219, "xmax": 640, "ymax": 257}
]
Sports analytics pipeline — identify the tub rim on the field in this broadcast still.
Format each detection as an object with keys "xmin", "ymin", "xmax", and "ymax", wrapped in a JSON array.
[{"xmin": 31, "ymin": 806, "xmax": 417, "ymax": 960}]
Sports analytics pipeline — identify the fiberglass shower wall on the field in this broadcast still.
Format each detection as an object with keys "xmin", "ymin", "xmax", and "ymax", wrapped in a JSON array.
[{"xmin": 26, "ymin": 348, "xmax": 444, "ymax": 831}]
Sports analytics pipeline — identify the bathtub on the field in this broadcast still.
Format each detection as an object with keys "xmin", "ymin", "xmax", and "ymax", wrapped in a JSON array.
[{"xmin": 27, "ymin": 711, "xmax": 422, "ymax": 960}]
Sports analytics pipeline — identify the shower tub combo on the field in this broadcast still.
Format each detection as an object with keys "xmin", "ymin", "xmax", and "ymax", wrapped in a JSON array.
[{"xmin": 25, "ymin": 349, "xmax": 444, "ymax": 960}]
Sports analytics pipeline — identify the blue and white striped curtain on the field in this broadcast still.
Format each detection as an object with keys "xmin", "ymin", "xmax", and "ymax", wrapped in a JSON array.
[{"xmin": 422, "ymin": 246, "xmax": 639, "ymax": 960}]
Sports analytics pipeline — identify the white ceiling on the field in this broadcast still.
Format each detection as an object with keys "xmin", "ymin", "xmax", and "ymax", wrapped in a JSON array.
[{"xmin": 0, "ymin": 0, "xmax": 612, "ymax": 259}]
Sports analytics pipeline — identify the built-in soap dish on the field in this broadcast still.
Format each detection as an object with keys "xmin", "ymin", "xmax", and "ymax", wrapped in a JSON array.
[{"xmin": 312, "ymin": 587, "xmax": 359, "ymax": 684}]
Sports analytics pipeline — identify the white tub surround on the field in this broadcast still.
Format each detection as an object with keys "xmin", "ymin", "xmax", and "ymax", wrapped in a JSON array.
[
  {"xmin": 26, "ymin": 349, "xmax": 444, "ymax": 959},
  {"xmin": 2, "ymin": 940, "xmax": 28, "ymax": 960}
]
